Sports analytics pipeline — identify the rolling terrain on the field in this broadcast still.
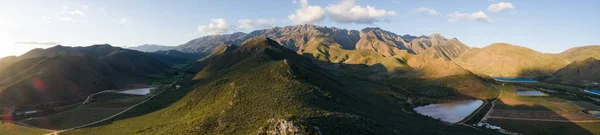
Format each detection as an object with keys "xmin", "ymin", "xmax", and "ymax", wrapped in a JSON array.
[
  {"xmin": 64, "ymin": 37, "xmax": 497, "ymax": 135},
  {"xmin": 0, "ymin": 45, "xmax": 196, "ymax": 109}
]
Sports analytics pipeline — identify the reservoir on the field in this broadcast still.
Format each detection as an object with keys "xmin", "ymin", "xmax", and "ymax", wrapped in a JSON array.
[
  {"xmin": 117, "ymin": 88, "xmax": 153, "ymax": 95},
  {"xmin": 493, "ymin": 78, "xmax": 537, "ymax": 83},
  {"xmin": 585, "ymin": 90, "xmax": 600, "ymax": 96},
  {"xmin": 516, "ymin": 90, "xmax": 547, "ymax": 96},
  {"xmin": 413, "ymin": 100, "xmax": 483, "ymax": 123}
]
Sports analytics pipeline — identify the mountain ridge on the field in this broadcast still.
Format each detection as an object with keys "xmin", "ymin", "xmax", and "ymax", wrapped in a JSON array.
[{"xmin": 174, "ymin": 24, "xmax": 469, "ymax": 61}]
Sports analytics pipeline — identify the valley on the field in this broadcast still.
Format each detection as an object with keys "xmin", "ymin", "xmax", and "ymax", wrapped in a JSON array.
[{"xmin": 0, "ymin": 25, "xmax": 598, "ymax": 135}]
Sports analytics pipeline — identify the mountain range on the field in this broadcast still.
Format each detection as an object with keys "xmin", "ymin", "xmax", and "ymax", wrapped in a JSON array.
[
  {"xmin": 173, "ymin": 24, "xmax": 470, "ymax": 61},
  {"xmin": 64, "ymin": 37, "xmax": 496, "ymax": 134},
  {"xmin": 1, "ymin": 24, "xmax": 599, "ymax": 134},
  {"xmin": 128, "ymin": 44, "xmax": 175, "ymax": 52}
]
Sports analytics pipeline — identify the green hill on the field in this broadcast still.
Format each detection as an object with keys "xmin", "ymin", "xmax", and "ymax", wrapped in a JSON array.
[
  {"xmin": 454, "ymin": 43, "xmax": 570, "ymax": 78},
  {"xmin": 0, "ymin": 45, "xmax": 180, "ymax": 109},
  {"xmin": 64, "ymin": 38, "xmax": 496, "ymax": 134},
  {"xmin": 556, "ymin": 45, "xmax": 600, "ymax": 62},
  {"xmin": 0, "ymin": 56, "xmax": 122, "ymax": 106}
]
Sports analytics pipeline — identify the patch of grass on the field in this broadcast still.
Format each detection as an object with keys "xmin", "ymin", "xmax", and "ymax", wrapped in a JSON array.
[
  {"xmin": 0, "ymin": 122, "xmax": 49, "ymax": 135},
  {"xmin": 19, "ymin": 94, "xmax": 147, "ymax": 130}
]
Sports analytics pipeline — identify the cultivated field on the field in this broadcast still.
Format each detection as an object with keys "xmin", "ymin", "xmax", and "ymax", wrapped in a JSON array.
[
  {"xmin": 486, "ymin": 85, "xmax": 600, "ymax": 134},
  {"xmin": 19, "ymin": 94, "xmax": 147, "ymax": 130}
]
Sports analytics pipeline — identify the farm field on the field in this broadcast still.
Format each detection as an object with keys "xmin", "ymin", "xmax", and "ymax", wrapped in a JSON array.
[
  {"xmin": 19, "ymin": 94, "xmax": 147, "ymax": 130},
  {"xmin": 486, "ymin": 85, "xmax": 600, "ymax": 134}
]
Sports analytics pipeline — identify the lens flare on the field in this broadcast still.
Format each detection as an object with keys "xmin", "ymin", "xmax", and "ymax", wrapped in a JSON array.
[{"xmin": 32, "ymin": 77, "xmax": 46, "ymax": 92}]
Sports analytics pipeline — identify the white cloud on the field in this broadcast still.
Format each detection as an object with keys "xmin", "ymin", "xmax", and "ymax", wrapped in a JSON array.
[
  {"xmin": 69, "ymin": 9, "xmax": 85, "ymax": 16},
  {"xmin": 411, "ymin": 7, "xmax": 441, "ymax": 16},
  {"xmin": 238, "ymin": 19, "xmax": 277, "ymax": 30},
  {"xmin": 325, "ymin": 0, "xmax": 396, "ymax": 24},
  {"xmin": 448, "ymin": 11, "xmax": 493, "ymax": 23},
  {"xmin": 198, "ymin": 18, "xmax": 230, "ymax": 35},
  {"xmin": 82, "ymin": 5, "xmax": 89, "ymax": 10},
  {"xmin": 488, "ymin": 2, "xmax": 515, "ymax": 12},
  {"xmin": 288, "ymin": 0, "xmax": 326, "ymax": 24},
  {"xmin": 119, "ymin": 18, "xmax": 129, "ymax": 24}
]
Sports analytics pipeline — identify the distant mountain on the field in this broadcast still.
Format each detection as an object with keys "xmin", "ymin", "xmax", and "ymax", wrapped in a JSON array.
[
  {"xmin": 545, "ymin": 57, "xmax": 600, "ymax": 88},
  {"xmin": 128, "ymin": 44, "xmax": 175, "ymax": 52},
  {"xmin": 454, "ymin": 43, "xmax": 570, "ymax": 78},
  {"xmin": 65, "ymin": 37, "xmax": 493, "ymax": 134},
  {"xmin": 174, "ymin": 24, "xmax": 469, "ymax": 61},
  {"xmin": 556, "ymin": 45, "xmax": 600, "ymax": 62},
  {"xmin": 0, "ymin": 45, "xmax": 176, "ymax": 107},
  {"xmin": 356, "ymin": 29, "xmax": 469, "ymax": 60},
  {"xmin": 149, "ymin": 50, "xmax": 206, "ymax": 65}
]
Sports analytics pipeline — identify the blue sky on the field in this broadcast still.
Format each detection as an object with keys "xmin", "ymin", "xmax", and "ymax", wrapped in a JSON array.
[{"xmin": 0, "ymin": 0, "xmax": 599, "ymax": 57}]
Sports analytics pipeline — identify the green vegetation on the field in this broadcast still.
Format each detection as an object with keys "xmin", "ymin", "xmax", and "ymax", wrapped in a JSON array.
[{"xmin": 64, "ymin": 38, "xmax": 496, "ymax": 135}]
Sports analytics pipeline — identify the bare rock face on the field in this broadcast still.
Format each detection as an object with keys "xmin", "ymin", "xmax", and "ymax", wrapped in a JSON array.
[
  {"xmin": 177, "ymin": 25, "xmax": 470, "ymax": 61},
  {"xmin": 356, "ymin": 28, "xmax": 408, "ymax": 57},
  {"xmin": 257, "ymin": 119, "xmax": 302, "ymax": 135}
]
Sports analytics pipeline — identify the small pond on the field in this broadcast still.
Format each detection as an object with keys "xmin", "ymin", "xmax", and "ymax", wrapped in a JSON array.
[
  {"xmin": 413, "ymin": 100, "xmax": 483, "ymax": 123},
  {"xmin": 493, "ymin": 78, "xmax": 537, "ymax": 83},
  {"xmin": 117, "ymin": 88, "xmax": 153, "ymax": 95},
  {"xmin": 516, "ymin": 90, "xmax": 547, "ymax": 96}
]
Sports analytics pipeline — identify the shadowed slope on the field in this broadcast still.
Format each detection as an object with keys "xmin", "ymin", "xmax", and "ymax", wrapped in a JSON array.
[
  {"xmin": 545, "ymin": 57, "xmax": 600, "ymax": 88},
  {"xmin": 0, "ymin": 56, "xmax": 121, "ymax": 106}
]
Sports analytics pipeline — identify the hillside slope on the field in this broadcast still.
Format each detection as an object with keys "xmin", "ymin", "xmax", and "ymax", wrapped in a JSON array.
[
  {"xmin": 545, "ymin": 58, "xmax": 600, "ymax": 88},
  {"xmin": 454, "ymin": 43, "xmax": 570, "ymax": 78},
  {"xmin": 65, "ymin": 38, "xmax": 496, "ymax": 135},
  {"xmin": 0, "ymin": 56, "xmax": 18, "ymax": 72},
  {"xmin": 0, "ymin": 45, "xmax": 176, "ymax": 107},
  {"xmin": 556, "ymin": 45, "xmax": 600, "ymax": 62},
  {"xmin": 0, "ymin": 56, "xmax": 121, "ymax": 106}
]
